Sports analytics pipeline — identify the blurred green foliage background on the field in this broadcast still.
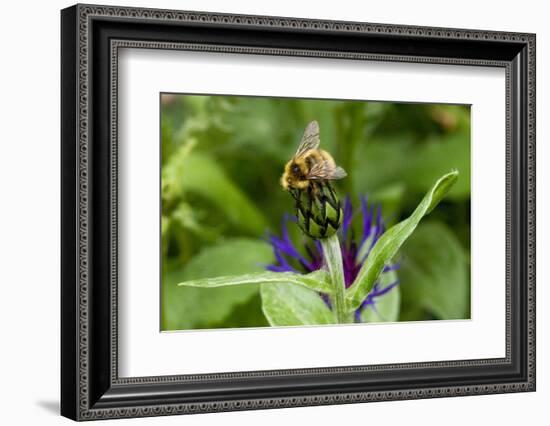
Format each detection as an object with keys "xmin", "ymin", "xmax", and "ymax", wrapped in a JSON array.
[{"xmin": 161, "ymin": 94, "xmax": 471, "ymax": 331}]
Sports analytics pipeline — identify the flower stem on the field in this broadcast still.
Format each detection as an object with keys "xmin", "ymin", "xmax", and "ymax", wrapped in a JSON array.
[{"xmin": 320, "ymin": 234, "xmax": 350, "ymax": 324}]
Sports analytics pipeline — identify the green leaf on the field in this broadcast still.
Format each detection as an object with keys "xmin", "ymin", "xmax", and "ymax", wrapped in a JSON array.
[
  {"xmin": 346, "ymin": 170, "xmax": 459, "ymax": 311},
  {"xmin": 163, "ymin": 151, "xmax": 268, "ymax": 235},
  {"xmin": 360, "ymin": 271, "xmax": 400, "ymax": 323},
  {"xmin": 161, "ymin": 239, "xmax": 273, "ymax": 330},
  {"xmin": 261, "ymin": 283, "xmax": 335, "ymax": 326},
  {"xmin": 398, "ymin": 221, "xmax": 469, "ymax": 320},
  {"xmin": 178, "ymin": 269, "xmax": 332, "ymax": 294}
]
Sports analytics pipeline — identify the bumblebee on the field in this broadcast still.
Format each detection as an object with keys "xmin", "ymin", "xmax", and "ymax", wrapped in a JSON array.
[{"xmin": 281, "ymin": 120, "xmax": 347, "ymax": 191}]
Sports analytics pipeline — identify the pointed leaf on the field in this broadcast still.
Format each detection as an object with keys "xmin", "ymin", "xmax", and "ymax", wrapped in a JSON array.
[
  {"xmin": 261, "ymin": 282, "xmax": 335, "ymax": 326},
  {"xmin": 178, "ymin": 269, "xmax": 332, "ymax": 294},
  {"xmin": 346, "ymin": 170, "xmax": 458, "ymax": 310}
]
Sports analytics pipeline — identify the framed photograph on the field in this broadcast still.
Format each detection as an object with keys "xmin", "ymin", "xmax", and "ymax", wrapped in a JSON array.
[{"xmin": 61, "ymin": 3, "xmax": 536, "ymax": 421}]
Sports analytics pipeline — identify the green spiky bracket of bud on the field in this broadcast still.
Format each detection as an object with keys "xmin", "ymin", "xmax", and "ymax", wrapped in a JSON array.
[{"xmin": 290, "ymin": 182, "xmax": 343, "ymax": 239}]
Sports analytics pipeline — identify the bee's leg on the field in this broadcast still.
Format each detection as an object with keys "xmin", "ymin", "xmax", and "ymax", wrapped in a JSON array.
[
  {"xmin": 289, "ymin": 187, "xmax": 299, "ymax": 202},
  {"xmin": 324, "ymin": 180, "xmax": 335, "ymax": 199},
  {"xmin": 306, "ymin": 185, "xmax": 313, "ymax": 214},
  {"xmin": 291, "ymin": 187, "xmax": 304, "ymax": 212},
  {"xmin": 309, "ymin": 182, "xmax": 317, "ymax": 195},
  {"xmin": 325, "ymin": 181, "xmax": 336, "ymax": 203}
]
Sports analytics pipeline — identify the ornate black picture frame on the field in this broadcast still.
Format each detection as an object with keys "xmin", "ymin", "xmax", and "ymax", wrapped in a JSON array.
[{"xmin": 61, "ymin": 3, "xmax": 536, "ymax": 421}]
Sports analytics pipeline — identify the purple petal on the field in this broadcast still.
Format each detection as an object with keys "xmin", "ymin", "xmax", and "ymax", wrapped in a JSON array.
[
  {"xmin": 383, "ymin": 263, "xmax": 400, "ymax": 273},
  {"xmin": 314, "ymin": 239, "xmax": 323, "ymax": 253},
  {"xmin": 341, "ymin": 196, "xmax": 353, "ymax": 242},
  {"xmin": 304, "ymin": 243, "xmax": 323, "ymax": 272},
  {"xmin": 341, "ymin": 242, "xmax": 360, "ymax": 286},
  {"xmin": 321, "ymin": 293, "xmax": 332, "ymax": 309},
  {"xmin": 360, "ymin": 196, "xmax": 372, "ymax": 243},
  {"xmin": 354, "ymin": 279, "xmax": 400, "ymax": 321},
  {"xmin": 372, "ymin": 204, "xmax": 385, "ymax": 242},
  {"xmin": 367, "ymin": 280, "xmax": 400, "ymax": 301},
  {"xmin": 272, "ymin": 248, "xmax": 298, "ymax": 272},
  {"xmin": 266, "ymin": 264, "xmax": 295, "ymax": 273},
  {"xmin": 358, "ymin": 202, "xmax": 387, "ymax": 265},
  {"xmin": 376, "ymin": 204, "xmax": 382, "ymax": 232},
  {"xmin": 266, "ymin": 214, "xmax": 314, "ymax": 271}
]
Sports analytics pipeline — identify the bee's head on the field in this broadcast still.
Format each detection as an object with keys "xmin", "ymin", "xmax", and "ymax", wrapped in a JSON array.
[{"xmin": 281, "ymin": 159, "xmax": 308, "ymax": 190}]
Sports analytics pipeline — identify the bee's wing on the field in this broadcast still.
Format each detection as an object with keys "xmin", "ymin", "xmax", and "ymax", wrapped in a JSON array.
[
  {"xmin": 307, "ymin": 162, "xmax": 347, "ymax": 180},
  {"xmin": 295, "ymin": 120, "xmax": 321, "ymax": 157}
]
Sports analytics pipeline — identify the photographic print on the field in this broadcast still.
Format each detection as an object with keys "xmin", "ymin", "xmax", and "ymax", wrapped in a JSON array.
[
  {"xmin": 61, "ymin": 6, "xmax": 535, "ymax": 418},
  {"xmin": 161, "ymin": 94, "xmax": 471, "ymax": 331}
]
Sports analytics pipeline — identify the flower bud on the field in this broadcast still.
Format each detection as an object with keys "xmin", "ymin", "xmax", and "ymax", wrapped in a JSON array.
[{"xmin": 290, "ymin": 182, "xmax": 343, "ymax": 239}]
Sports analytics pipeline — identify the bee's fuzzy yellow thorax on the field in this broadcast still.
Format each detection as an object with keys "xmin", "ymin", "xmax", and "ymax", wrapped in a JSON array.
[{"xmin": 293, "ymin": 157, "xmax": 307, "ymax": 169}]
